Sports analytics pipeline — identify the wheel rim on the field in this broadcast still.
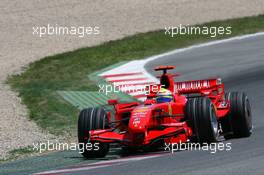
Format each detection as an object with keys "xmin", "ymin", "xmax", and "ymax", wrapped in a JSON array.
[
  {"xmin": 210, "ymin": 105, "xmax": 218, "ymax": 138},
  {"xmin": 245, "ymin": 98, "xmax": 253, "ymax": 133}
]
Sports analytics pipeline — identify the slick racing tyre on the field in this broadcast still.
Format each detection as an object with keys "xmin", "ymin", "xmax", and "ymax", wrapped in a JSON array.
[
  {"xmin": 185, "ymin": 97, "xmax": 219, "ymax": 143},
  {"xmin": 78, "ymin": 107, "xmax": 110, "ymax": 158},
  {"xmin": 221, "ymin": 92, "xmax": 252, "ymax": 139}
]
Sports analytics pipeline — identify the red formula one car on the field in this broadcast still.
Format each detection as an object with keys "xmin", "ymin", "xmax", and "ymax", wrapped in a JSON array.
[{"xmin": 78, "ymin": 66, "xmax": 252, "ymax": 158}]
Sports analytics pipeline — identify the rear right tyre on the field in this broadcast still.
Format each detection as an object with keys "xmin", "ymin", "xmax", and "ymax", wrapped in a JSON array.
[{"xmin": 221, "ymin": 92, "xmax": 252, "ymax": 139}]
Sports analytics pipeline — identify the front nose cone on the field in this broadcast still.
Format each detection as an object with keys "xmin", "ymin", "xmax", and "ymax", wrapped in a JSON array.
[
  {"xmin": 129, "ymin": 117, "xmax": 146, "ymax": 132},
  {"xmin": 128, "ymin": 117, "xmax": 147, "ymax": 144}
]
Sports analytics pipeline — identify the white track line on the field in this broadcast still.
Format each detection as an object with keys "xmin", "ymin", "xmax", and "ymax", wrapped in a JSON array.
[
  {"xmin": 34, "ymin": 154, "xmax": 163, "ymax": 175},
  {"xmin": 144, "ymin": 32, "xmax": 264, "ymax": 63}
]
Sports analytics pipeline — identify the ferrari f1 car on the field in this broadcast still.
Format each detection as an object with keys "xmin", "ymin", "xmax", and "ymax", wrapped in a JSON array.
[{"xmin": 78, "ymin": 66, "xmax": 252, "ymax": 158}]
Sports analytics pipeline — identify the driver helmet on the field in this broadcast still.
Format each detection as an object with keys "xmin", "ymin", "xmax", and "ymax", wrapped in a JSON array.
[{"xmin": 156, "ymin": 88, "xmax": 173, "ymax": 103}]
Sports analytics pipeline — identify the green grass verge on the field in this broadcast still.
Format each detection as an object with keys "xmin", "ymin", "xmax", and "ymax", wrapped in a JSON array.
[{"xmin": 7, "ymin": 15, "xmax": 264, "ymax": 135}]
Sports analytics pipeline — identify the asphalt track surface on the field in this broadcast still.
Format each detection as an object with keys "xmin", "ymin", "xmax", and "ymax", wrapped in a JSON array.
[
  {"xmin": 59, "ymin": 34, "xmax": 264, "ymax": 175},
  {"xmin": 1, "ymin": 34, "xmax": 263, "ymax": 175}
]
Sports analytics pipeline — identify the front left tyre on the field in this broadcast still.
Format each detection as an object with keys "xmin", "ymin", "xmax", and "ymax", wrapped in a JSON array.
[{"xmin": 78, "ymin": 107, "xmax": 109, "ymax": 158}]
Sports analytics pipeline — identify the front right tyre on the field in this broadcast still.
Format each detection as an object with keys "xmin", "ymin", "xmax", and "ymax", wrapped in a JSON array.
[{"xmin": 185, "ymin": 97, "xmax": 219, "ymax": 143}]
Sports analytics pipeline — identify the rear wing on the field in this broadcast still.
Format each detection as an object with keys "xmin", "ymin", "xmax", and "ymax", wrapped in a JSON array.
[{"xmin": 174, "ymin": 78, "xmax": 224, "ymax": 96}]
